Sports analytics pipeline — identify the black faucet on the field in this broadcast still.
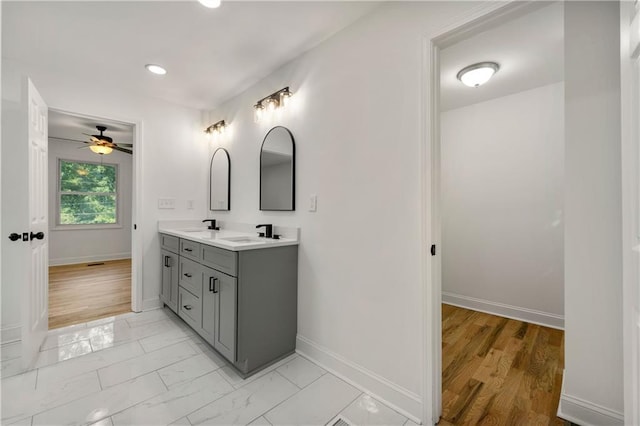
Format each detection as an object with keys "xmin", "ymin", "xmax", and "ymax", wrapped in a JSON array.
[
  {"xmin": 256, "ymin": 224, "xmax": 273, "ymax": 238},
  {"xmin": 202, "ymin": 219, "xmax": 219, "ymax": 230}
]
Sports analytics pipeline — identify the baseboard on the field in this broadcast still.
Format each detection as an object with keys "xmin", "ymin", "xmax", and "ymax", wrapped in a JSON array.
[
  {"xmin": 442, "ymin": 292, "xmax": 564, "ymax": 330},
  {"xmin": 1, "ymin": 324, "xmax": 21, "ymax": 344},
  {"xmin": 295, "ymin": 334, "xmax": 422, "ymax": 424},
  {"xmin": 558, "ymin": 376, "xmax": 624, "ymax": 426},
  {"xmin": 142, "ymin": 297, "xmax": 163, "ymax": 311},
  {"xmin": 49, "ymin": 252, "xmax": 131, "ymax": 266}
]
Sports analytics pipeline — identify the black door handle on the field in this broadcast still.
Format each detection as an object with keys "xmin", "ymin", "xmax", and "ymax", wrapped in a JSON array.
[
  {"xmin": 8, "ymin": 233, "xmax": 21, "ymax": 241},
  {"xmin": 164, "ymin": 256, "xmax": 171, "ymax": 267},
  {"xmin": 184, "ymin": 273, "xmax": 192, "ymax": 278},
  {"xmin": 30, "ymin": 232, "xmax": 44, "ymax": 241},
  {"xmin": 183, "ymin": 305, "xmax": 193, "ymax": 311},
  {"xmin": 212, "ymin": 277, "xmax": 219, "ymax": 293}
]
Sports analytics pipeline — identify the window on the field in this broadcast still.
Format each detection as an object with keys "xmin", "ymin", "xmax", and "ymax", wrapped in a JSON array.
[{"xmin": 58, "ymin": 159, "xmax": 118, "ymax": 226}]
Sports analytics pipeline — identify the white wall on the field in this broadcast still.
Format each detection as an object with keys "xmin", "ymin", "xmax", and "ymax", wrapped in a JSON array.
[
  {"xmin": 1, "ymin": 57, "xmax": 207, "ymax": 334},
  {"xmin": 441, "ymin": 82, "xmax": 564, "ymax": 328},
  {"xmin": 47, "ymin": 139, "xmax": 133, "ymax": 265},
  {"xmin": 560, "ymin": 1, "xmax": 624, "ymax": 424},
  {"xmin": 203, "ymin": 1, "xmax": 486, "ymax": 419}
]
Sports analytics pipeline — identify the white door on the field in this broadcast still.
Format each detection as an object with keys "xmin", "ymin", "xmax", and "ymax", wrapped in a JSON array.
[{"xmin": 21, "ymin": 79, "xmax": 49, "ymax": 368}]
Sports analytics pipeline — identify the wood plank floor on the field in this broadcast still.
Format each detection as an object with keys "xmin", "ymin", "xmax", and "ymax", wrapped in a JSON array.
[
  {"xmin": 441, "ymin": 304, "xmax": 567, "ymax": 426},
  {"xmin": 48, "ymin": 259, "xmax": 132, "ymax": 330}
]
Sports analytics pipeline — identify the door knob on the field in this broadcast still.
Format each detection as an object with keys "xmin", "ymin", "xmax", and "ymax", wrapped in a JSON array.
[
  {"xmin": 30, "ymin": 231, "xmax": 44, "ymax": 240},
  {"xmin": 8, "ymin": 233, "xmax": 21, "ymax": 241}
]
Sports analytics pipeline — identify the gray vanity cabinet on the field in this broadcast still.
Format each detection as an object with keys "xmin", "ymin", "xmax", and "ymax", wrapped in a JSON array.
[
  {"xmin": 159, "ymin": 232, "xmax": 298, "ymax": 377},
  {"xmin": 201, "ymin": 266, "xmax": 237, "ymax": 362},
  {"xmin": 160, "ymin": 235, "xmax": 180, "ymax": 313}
]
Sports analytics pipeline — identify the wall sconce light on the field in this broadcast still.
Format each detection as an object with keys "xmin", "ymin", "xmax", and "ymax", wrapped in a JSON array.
[
  {"xmin": 254, "ymin": 87, "xmax": 293, "ymax": 122},
  {"xmin": 457, "ymin": 62, "xmax": 500, "ymax": 88},
  {"xmin": 205, "ymin": 120, "xmax": 227, "ymax": 140}
]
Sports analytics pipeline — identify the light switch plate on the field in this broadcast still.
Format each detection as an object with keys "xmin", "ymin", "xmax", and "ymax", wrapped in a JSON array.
[
  {"xmin": 309, "ymin": 194, "xmax": 317, "ymax": 212},
  {"xmin": 158, "ymin": 198, "xmax": 175, "ymax": 209}
]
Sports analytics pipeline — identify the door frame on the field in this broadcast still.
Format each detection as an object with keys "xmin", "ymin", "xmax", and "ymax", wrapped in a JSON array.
[
  {"xmin": 621, "ymin": 1, "xmax": 640, "ymax": 424},
  {"xmin": 48, "ymin": 107, "xmax": 144, "ymax": 313},
  {"xmin": 420, "ymin": 1, "xmax": 544, "ymax": 423}
]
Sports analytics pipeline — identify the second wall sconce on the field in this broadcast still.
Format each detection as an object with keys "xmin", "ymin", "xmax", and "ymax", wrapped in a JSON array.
[
  {"xmin": 205, "ymin": 120, "xmax": 227, "ymax": 140},
  {"xmin": 254, "ymin": 87, "xmax": 293, "ymax": 122}
]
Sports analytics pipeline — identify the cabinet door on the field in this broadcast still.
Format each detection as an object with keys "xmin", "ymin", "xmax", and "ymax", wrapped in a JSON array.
[
  {"xmin": 214, "ymin": 272, "xmax": 237, "ymax": 362},
  {"xmin": 161, "ymin": 250, "xmax": 178, "ymax": 313},
  {"xmin": 201, "ymin": 267, "xmax": 217, "ymax": 345}
]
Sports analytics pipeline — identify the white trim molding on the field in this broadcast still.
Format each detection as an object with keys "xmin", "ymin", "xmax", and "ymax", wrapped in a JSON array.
[
  {"xmin": 1, "ymin": 324, "xmax": 21, "ymax": 344},
  {"xmin": 142, "ymin": 297, "xmax": 162, "ymax": 312},
  {"xmin": 48, "ymin": 253, "xmax": 131, "ymax": 267},
  {"xmin": 296, "ymin": 334, "xmax": 422, "ymax": 424},
  {"xmin": 558, "ymin": 383, "xmax": 624, "ymax": 426},
  {"xmin": 442, "ymin": 292, "xmax": 564, "ymax": 330}
]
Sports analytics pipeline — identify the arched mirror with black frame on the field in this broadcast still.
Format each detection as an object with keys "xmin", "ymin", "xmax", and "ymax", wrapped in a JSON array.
[
  {"xmin": 260, "ymin": 126, "xmax": 295, "ymax": 211},
  {"xmin": 209, "ymin": 147, "xmax": 230, "ymax": 211}
]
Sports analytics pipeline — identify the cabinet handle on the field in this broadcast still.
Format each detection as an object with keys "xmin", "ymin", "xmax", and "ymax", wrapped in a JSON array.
[
  {"xmin": 183, "ymin": 304, "xmax": 193, "ymax": 310},
  {"xmin": 164, "ymin": 256, "xmax": 171, "ymax": 267},
  {"xmin": 184, "ymin": 273, "xmax": 192, "ymax": 278},
  {"xmin": 209, "ymin": 276, "xmax": 214, "ymax": 292},
  {"xmin": 184, "ymin": 248, "xmax": 193, "ymax": 252},
  {"xmin": 212, "ymin": 277, "xmax": 219, "ymax": 294}
]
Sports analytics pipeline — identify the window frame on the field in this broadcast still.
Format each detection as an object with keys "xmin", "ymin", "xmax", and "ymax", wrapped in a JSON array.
[{"xmin": 55, "ymin": 158, "xmax": 122, "ymax": 230}]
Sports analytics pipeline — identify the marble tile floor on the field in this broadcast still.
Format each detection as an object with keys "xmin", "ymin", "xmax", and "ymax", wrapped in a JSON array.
[{"xmin": 1, "ymin": 307, "xmax": 414, "ymax": 426}]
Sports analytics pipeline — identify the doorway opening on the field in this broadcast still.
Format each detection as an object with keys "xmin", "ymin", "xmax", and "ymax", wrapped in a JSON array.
[
  {"xmin": 47, "ymin": 109, "xmax": 140, "ymax": 329},
  {"xmin": 426, "ymin": 2, "xmax": 566, "ymax": 424}
]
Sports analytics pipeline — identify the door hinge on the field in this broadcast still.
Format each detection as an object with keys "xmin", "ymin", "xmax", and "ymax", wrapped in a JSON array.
[{"xmin": 431, "ymin": 244, "xmax": 436, "ymax": 256}]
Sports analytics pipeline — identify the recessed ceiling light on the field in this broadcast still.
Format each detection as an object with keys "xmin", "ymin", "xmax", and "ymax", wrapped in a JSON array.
[
  {"xmin": 457, "ymin": 62, "xmax": 499, "ymax": 88},
  {"xmin": 145, "ymin": 64, "xmax": 167, "ymax": 75},
  {"xmin": 198, "ymin": 0, "xmax": 221, "ymax": 8}
]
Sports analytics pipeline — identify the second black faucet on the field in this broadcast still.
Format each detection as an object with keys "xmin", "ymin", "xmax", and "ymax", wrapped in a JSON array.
[{"xmin": 256, "ymin": 224, "xmax": 273, "ymax": 238}]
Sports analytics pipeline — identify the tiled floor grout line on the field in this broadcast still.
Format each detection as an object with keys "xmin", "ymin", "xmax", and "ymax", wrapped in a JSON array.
[{"xmin": 96, "ymin": 369, "xmax": 104, "ymax": 391}]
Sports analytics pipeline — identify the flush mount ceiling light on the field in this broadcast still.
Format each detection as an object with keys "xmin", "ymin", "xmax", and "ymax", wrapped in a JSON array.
[
  {"xmin": 457, "ymin": 62, "xmax": 500, "ymax": 88},
  {"xmin": 198, "ymin": 0, "xmax": 221, "ymax": 8},
  {"xmin": 145, "ymin": 64, "xmax": 167, "ymax": 75},
  {"xmin": 254, "ymin": 87, "xmax": 293, "ymax": 122}
]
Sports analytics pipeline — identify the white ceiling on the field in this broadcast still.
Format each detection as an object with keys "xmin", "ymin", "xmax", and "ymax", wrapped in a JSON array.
[
  {"xmin": 49, "ymin": 110, "xmax": 134, "ymax": 146},
  {"xmin": 2, "ymin": 1, "xmax": 380, "ymax": 110},
  {"xmin": 440, "ymin": 2, "xmax": 563, "ymax": 112}
]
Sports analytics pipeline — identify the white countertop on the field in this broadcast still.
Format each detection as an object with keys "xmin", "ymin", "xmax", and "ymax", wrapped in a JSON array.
[{"xmin": 158, "ymin": 220, "xmax": 299, "ymax": 252}]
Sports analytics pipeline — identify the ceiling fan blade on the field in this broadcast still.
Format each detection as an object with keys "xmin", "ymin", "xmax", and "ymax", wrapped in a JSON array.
[
  {"xmin": 112, "ymin": 145, "xmax": 133, "ymax": 155},
  {"xmin": 50, "ymin": 136, "xmax": 90, "ymax": 144},
  {"xmin": 115, "ymin": 143, "xmax": 133, "ymax": 147}
]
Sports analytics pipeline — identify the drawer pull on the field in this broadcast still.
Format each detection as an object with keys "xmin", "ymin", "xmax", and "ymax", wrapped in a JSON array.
[
  {"xmin": 184, "ymin": 273, "xmax": 192, "ymax": 278},
  {"xmin": 209, "ymin": 277, "xmax": 219, "ymax": 293},
  {"xmin": 164, "ymin": 256, "xmax": 171, "ymax": 267},
  {"xmin": 183, "ymin": 304, "xmax": 193, "ymax": 311},
  {"xmin": 184, "ymin": 248, "xmax": 193, "ymax": 252}
]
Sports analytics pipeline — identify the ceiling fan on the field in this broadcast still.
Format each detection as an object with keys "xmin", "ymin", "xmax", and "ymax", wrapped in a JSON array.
[{"xmin": 50, "ymin": 125, "xmax": 133, "ymax": 155}]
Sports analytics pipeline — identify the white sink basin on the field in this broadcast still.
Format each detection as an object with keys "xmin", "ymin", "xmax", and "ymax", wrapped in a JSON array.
[{"xmin": 218, "ymin": 236, "xmax": 266, "ymax": 244}]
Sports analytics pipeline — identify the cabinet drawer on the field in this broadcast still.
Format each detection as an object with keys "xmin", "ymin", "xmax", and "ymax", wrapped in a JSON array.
[
  {"xmin": 201, "ymin": 244, "xmax": 237, "ymax": 277},
  {"xmin": 179, "ymin": 257, "xmax": 203, "ymax": 297},
  {"xmin": 178, "ymin": 287, "xmax": 201, "ymax": 330},
  {"xmin": 180, "ymin": 239, "xmax": 201, "ymax": 261},
  {"xmin": 160, "ymin": 234, "xmax": 179, "ymax": 254}
]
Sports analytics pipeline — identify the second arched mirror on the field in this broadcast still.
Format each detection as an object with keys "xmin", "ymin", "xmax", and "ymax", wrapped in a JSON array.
[
  {"xmin": 260, "ymin": 126, "xmax": 295, "ymax": 211},
  {"xmin": 210, "ymin": 148, "xmax": 230, "ymax": 211}
]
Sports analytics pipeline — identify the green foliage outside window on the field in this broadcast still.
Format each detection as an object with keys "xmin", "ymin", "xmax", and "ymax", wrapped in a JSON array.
[{"xmin": 59, "ymin": 160, "xmax": 117, "ymax": 225}]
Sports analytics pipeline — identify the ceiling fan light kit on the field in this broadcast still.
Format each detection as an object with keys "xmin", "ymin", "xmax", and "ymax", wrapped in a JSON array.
[
  {"xmin": 51, "ymin": 125, "xmax": 133, "ymax": 155},
  {"xmin": 89, "ymin": 145, "xmax": 113, "ymax": 155}
]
